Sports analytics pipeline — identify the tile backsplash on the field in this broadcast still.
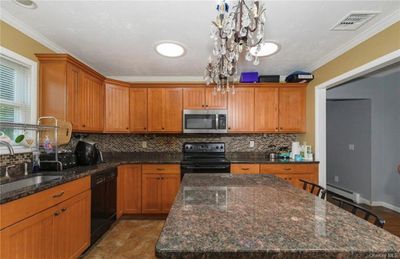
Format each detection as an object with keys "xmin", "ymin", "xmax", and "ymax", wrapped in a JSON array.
[{"xmin": 67, "ymin": 133, "xmax": 297, "ymax": 153}]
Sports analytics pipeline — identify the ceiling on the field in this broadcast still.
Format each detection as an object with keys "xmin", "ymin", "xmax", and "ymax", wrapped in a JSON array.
[{"xmin": 1, "ymin": 0, "xmax": 399, "ymax": 81}]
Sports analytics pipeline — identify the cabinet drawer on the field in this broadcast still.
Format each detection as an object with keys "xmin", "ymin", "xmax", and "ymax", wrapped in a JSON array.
[
  {"xmin": 142, "ymin": 164, "xmax": 180, "ymax": 175},
  {"xmin": 231, "ymin": 164, "xmax": 260, "ymax": 174},
  {"xmin": 260, "ymin": 164, "xmax": 318, "ymax": 174},
  {"xmin": 0, "ymin": 176, "xmax": 90, "ymax": 230}
]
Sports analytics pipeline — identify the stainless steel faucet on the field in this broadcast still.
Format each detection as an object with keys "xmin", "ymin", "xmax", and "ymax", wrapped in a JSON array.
[{"xmin": 0, "ymin": 141, "xmax": 15, "ymax": 155}]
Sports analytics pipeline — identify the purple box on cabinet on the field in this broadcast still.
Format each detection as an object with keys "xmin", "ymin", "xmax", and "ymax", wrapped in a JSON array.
[{"xmin": 240, "ymin": 72, "xmax": 259, "ymax": 83}]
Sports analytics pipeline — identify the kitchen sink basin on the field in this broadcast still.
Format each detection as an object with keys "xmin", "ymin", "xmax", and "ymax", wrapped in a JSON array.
[{"xmin": 0, "ymin": 175, "xmax": 62, "ymax": 194}]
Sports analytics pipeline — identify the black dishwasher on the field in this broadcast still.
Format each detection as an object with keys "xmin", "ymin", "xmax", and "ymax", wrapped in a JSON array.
[{"xmin": 91, "ymin": 167, "xmax": 116, "ymax": 245}]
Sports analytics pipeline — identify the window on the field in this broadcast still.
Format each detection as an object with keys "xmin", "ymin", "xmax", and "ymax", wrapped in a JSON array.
[{"xmin": 0, "ymin": 47, "xmax": 37, "ymax": 153}]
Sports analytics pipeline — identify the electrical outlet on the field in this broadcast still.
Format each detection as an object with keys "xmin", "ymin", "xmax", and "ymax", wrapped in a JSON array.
[
  {"xmin": 349, "ymin": 144, "xmax": 355, "ymax": 151},
  {"xmin": 334, "ymin": 176, "xmax": 339, "ymax": 183},
  {"xmin": 249, "ymin": 141, "xmax": 255, "ymax": 148},
  {"xmin": 142, "ymin": 141, "xmax": 147, "ymax": 148}
]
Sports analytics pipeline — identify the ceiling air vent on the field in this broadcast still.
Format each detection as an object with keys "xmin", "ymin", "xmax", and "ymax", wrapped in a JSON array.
[{"xmin": 331, "ymin": 11, "xmax": 380, "ymax": 31}]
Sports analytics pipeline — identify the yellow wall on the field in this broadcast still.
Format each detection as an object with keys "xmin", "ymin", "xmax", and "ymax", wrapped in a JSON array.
[
  {"xmin": 301, "ymin": 21, "xmax": 400, "ymax": 147},
  {"xmin": 0, "ymin": 20, "xmax": 54, "ymax": 61}
]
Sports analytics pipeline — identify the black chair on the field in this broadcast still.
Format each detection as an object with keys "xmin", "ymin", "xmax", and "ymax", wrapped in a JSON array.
[
  {"xmin": 299, "ymin": 179, "xmax": 327, "ymax": 199},
  {"xmin": 331, "ymin": 196, "xmax": 385, "ymax": 228}
]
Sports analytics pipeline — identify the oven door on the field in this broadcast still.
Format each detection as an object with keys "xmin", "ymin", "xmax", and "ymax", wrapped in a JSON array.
[
  {"xmin": 183, "ymin": 110, "xmax": 227, "ymax": 133},
  {"xmin": 181, "ymin": 163, "xmax": 230, "ymax": 179}
]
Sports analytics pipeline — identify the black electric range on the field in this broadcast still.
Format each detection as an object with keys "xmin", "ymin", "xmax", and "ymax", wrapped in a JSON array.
[{"xmin": 180, "ymin": 142, "xmax": 230, "ymax": 179}]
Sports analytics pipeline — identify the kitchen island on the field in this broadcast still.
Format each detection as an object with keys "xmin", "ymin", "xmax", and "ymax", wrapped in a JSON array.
[{"xmin": 156, "ymin": 174, "xmax": 400, "ymax": 259}]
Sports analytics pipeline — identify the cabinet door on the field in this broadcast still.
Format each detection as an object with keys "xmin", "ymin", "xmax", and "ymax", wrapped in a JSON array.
[
  {"xmin": 183, "ymin": 88, "xmax": 205, "ymax": 109},
  {"xmin": 228, "ymin": 87, "xmax": 254, "ymax": 132},
  {"xmin": 0, "ymin": 207, "xmax": 55, "ymax": 259},
  {"xmin": 205, "ymin": 87, "xmax": 227, "ymax": 109},
  {"xmin": 76, "ymin": 72, "xmax": 104, "ymax": 132},
  {"xmin": 163, "ymin": 88, "xmax": 183, "ymax": 132},
  {"xmin": 254, "ymin": 88, "xmax": 279, "ymax": 132},
  {"xmin": 104, "ymin": 83, "xmax": 130, "ymax": 132},
  {"xmin": 66, "ymin": 63, "xmax": 80, "ymax": 129},
  {"xmin": 53, "ymin": 190, "xmax": 90, "ymax": 259},
  {"xmin": 278, "ymin": 86, "xmax": 306, "ymax": 133},
  {"xmin": 161, "ymin": 174, "xmax": 180, "ymax": 213},
  {"xmin": 142, "ymin": 173, "xmax": 162, "ymax": 213},
  {"xmin": 130, "ymin": 88, "xmax": 148, "ymax": 132},
  {"xmin": 147, "ymin": 88, "xmax": 164, "ymax": 132},
  {"xmin": 120, "ymin": 165, "xmax": 142, "ymax": 214}
]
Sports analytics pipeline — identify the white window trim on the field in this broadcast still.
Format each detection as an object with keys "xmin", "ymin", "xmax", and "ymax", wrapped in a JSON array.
[{"xmin": 0, "ymin": 47, "xmax": 38, "ymax": 155}]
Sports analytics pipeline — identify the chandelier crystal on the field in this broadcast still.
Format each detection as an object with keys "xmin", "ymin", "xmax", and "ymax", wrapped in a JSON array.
[{"xmin": 204, "ymin": 0, "xmax": 266, "ymax": 94}]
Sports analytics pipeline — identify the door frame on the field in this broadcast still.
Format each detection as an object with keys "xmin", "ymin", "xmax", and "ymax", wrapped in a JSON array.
[{"xmin": 315, "ymin": 49, "xmax": 400, "ymax": 188}]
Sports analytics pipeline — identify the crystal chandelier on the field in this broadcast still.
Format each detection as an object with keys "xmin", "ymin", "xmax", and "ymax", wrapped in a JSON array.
[{"xmin": 204, "ymin": 0, "xmax": 266, "ymax": 94}]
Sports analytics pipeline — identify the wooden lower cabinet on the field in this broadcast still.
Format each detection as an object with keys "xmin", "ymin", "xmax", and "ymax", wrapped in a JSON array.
[
  {"xmin": 161, "ymin": 174, "xmax": 181, "ymax": 213},
  {"xmin": 0, "ymin": 190, "xmax": 90, "ymax": 259},
  {"xmin": 231, "ymin": 164, "xmax": 260, "ymax": 174},
  {"xmin": 117, "ymin": 165, "xmax": 142, "ymax": 215},
  {"xmin": 142, "ymin": 173, "xmax": 163, "ymax": 214}
]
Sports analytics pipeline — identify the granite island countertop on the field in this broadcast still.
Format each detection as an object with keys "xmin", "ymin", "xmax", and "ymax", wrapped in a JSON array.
[{"xmin": 156, "ymin": 173, "xmax": 400, "ymax": 259}]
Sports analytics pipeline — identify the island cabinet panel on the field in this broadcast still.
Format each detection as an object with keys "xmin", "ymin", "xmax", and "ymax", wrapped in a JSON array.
[
  {"xmin": 118, "ymin": 165, "xmax": 142, "ymax": 214},
  {"xmin": 104, "ymin": 81, "xmax": 130, "ymax": 132},
  {"xmin": 254, "ymin": 87, "xmax": 279, "ymax": 132},
  {"xmin": 183, "ymin": 88, "xmax": 205, "ymax": 109},
  {"xmin": 228, "ymin": 87, "xmax": 255, "ymax": 132},
  {"xmin": 231, "ymin": 164, "xmax": 260, "ymax": 174},
  {"xmin": 278, "ymin": 85, "xmax": 306, "ymax": 133},
  {"xmin": 129, "ymin": 88, "xmax": 148, "ymax": 132},
  {"xmin": 141, "ymin": 164, "xmax": 180, "ymax": 214},
  {"xmin": 148, "ymin": 88, "xmax": 183, "ymax": 133},
  {"xmin": 0, "ymin": 188, "xmax": 90, "ymax": 259},
  {"xmin": 205, "ymin": 87, "xmax": 227, "ymax": 109},
  {"xmin": 75, "ymin": 72, "xmax": 104, "ymax": 132}
]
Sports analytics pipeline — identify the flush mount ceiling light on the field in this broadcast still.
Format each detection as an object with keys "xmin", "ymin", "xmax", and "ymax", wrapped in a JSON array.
[
  {"xmin": 13, "ymin": 0, "xmax": 37, "ymax": 9},
  {"xmin": 250, "ymin": 42, "xmax": 280, "ymax": 57},
  {"xmin": 155, "ymin": 41, "xmax": 186, "ymax": 58}
]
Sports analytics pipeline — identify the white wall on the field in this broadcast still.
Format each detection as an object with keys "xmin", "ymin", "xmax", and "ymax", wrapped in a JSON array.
[{"xmin": 327, "ymin": 70, "xmax": 400, "ymax": 208}]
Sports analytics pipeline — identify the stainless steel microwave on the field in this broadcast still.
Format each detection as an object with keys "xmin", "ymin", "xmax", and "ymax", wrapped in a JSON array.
[{"xmin": 183, "ymin": 110, "xmax": 228, "ymax": 133}]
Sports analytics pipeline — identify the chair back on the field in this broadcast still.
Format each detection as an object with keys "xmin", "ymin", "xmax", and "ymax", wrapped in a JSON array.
[
  {"xmin": 331, "ymin": 196, "xmax": 385, "ymax": 228},
  {"xmin": 299, "ymin": 179, "xmax": 327, "ymax": 199}
]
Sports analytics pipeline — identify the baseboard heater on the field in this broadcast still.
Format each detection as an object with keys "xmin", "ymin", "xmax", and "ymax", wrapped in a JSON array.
[{"xmin": 327, "ymin": 184, "xmax": 363, "ymax": 204}]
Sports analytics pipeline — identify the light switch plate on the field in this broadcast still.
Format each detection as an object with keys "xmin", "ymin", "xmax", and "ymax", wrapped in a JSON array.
[
  {"xmin": 249, "ymin": 141, "xmax": 255, "ymax": 148},
  {"xmin": 349, "ymin": 144, "xmax": 355, "ymax": 151},
  {"xmin": 142, "ymin": 141, "xmax": 147, "ymax": 148}
]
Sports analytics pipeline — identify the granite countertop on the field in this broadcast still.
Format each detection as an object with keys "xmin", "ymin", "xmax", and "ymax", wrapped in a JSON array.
[
  {"xmin": 226, "ymin": 152, "xmax": 319, "ymax": 164},
  {"xmin": 156, "ymin": 174, "xmax": 400, "ymax": 259}
]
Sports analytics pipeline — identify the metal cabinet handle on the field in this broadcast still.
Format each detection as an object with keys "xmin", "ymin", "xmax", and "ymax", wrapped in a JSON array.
[
  {"xmin": 61, "ymin": 208, "xmax": 67, "ymax": 212},
  {"xmin": 283, "ymin": 168, "xmax": 292, "ymax": 171},
  {"xmin": 144, "ymin": 127, "xmax": 147, "ymax": 130},
  {"xmin": 52, "ymin": 191, "xmax": 64, "ymax": 198},
  {"xmin": 156, "ymin": 168, "xmax": 165, "ymax": 171},
  {"xmin": 241, "ymin": 168, "xmax": 250, "ymax": 171},
  {"xmin": 54, "ymin": 211, "xmax": 61, "ymax": 216},
  {"xmin": 82, "ymin": 124, "xmax": 86, "ymax": 128}
]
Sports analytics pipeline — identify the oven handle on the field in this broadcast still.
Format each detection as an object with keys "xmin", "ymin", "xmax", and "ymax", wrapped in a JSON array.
[{"xmin": 183, "ymin": 165, "xmax": 230, "ymax": 170}]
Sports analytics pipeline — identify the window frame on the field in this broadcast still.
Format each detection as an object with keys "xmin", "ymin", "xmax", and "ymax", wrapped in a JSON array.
[{"xmin": 0, "ymin": 46, "xmax": 38, "ymax": 155}]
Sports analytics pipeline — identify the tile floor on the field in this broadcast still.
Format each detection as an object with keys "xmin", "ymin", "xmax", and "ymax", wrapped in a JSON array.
[{"xmin": 83, "ymin": 219, "xmax": 165, "ymax": 259}]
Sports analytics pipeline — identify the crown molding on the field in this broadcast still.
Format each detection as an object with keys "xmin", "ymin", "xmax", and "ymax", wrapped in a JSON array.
[
  {"xmin": 0, "ymin": 9, "xmax": 67, "ymax": 53},
  {"xmin": 306, "ymin": 9, "xmax": 400, "ymax": 73},
  {"xmin": 108, "ymin": 76, "xmax": 205, "ymax": 83}
]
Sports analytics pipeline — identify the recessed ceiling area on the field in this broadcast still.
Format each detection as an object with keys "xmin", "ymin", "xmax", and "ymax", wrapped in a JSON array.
[{"xmin": 1, "ymin": 0, "xmax": 399, "ymax": 81}]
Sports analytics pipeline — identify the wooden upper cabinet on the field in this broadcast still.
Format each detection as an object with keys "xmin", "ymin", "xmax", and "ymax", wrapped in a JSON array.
[
  {"xmin": 278, "ymin": 85, "xmax": 306, "ymax": 133},
  {"xmin": 205, "ymin": 87, "xmax": 227, "ymax": 109},
  {"xmin": 76, "ymin": 71, "xmax": 104, "ymax": 132},
  {"xmin": 36, "ymin": 54, "xmax": 105, "ymax": 133},
  {"xmin": 148, "ymin": 88, "xmax": 182, "ymax": 133},
  {"xmin": 130, "ymin": 88, "xmax": 148, "ymax": 132},
  {"xmin": 104, "ymin": 80, "xmax": 130, "ymax": 133},
  {"xmin": 228, "ymin": 87, "xmax": 254, "ymax": 132},
  {"xmin": 183, "ymin": 88, "xmax": 205, "ymax": 109},
  {"xmin": 254, "ymin": 87, "xmax": 279, "ymax": 132}
]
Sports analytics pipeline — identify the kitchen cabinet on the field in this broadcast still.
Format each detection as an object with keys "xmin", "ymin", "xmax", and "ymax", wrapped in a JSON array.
[
  {"xmin": 254, "ymin": 87, "xmax": 279, "ymax": 132},
  {"xmin": 278, "ymin": 85, "xmax": 306, "ymax": 133},
  {"xmin": 228, "ymin": 87, "xmax": 254, "ymax": 132},
  {"xmin": 118, "ymin": 164, "xmax": 142, "ymax": 214},
  {"xmin": 104, "ymin": 80, "xmax": 129, "ymax": 132},
  {"xmin": 260, "ymin": 164, "xmax": 318, "ymax": 190},
  {"xmin": 130, "ymin": 88, "xmax": 148, "ymax": 132},
  {"xmin": 37, "ymin": 54, "xmax": 105, "ymax": 133},
  {"xmin": 0, "ymin": 183, "xmax": 90, "ymax": 259},
  {"xmin": 231, "ymin": 164, "xmax": 260, "ymax": 174},
  {"xmin": 141, "ymin": 164, "xmax": 180, "ymax": 214},
  {"xmin": 148, "ymin": 88, "xmax": 182, "ymax": 132},
  {"xmin": 183, "ymin": 87, "xmax": 227, "ymax": 109},
  {"xmin": 104, "ymin": 80, "xmax": 130, "ymax": 133}
]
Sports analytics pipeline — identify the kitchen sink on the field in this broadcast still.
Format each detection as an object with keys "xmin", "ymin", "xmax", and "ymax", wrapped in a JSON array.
[{"xmin": 0, "ymin": 175, "xmax": 62, "ymax": 194}]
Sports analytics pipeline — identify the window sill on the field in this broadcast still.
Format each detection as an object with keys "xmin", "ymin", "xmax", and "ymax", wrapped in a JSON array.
[{"xmin": 0, "ymin": 146, "xmax": 33, "ymax": 155}]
